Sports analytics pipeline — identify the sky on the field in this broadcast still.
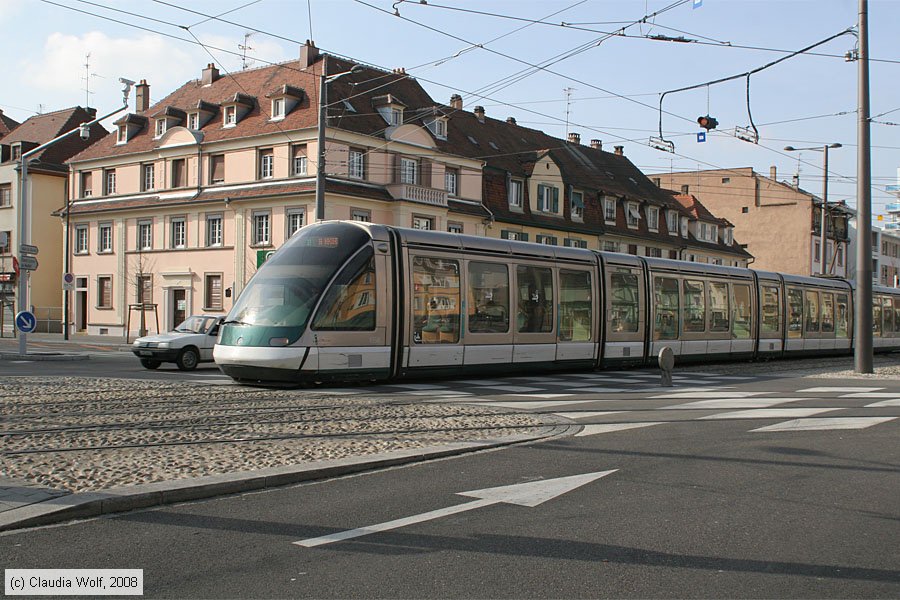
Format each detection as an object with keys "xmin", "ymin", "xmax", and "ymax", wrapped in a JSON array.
[{"xmin": 2, "ymin": 0, "xmax": 898, "ymax": 216}]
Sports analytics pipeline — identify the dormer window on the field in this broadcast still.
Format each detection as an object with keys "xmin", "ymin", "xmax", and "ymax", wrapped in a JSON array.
[
  {"xmin": 626, "ymin": 202, "xmax": 640, "ymax": 228},
  {"xmin": 426, "ymin": 117, "xmax": 448, "ymax": 140},
  {"xmin": 647, "ymin": 206, "xmax": 659, "ymax": 231},
  {"xmin": 155, "ymin": 119, "xmax": 167, "ymax": 138},
  {"xmin": 224, "ymin": 106, "xmax": 236, "ymax": 127},
  {"xmin": 571, "ymin": 190, "xmax": 584, "ymax": 221},
  {"xmin": 536, "ymin": 184, "xmax": 559, "ymax": 214},
  {"xmin": 603, "ymin": 197, "xmax": 616, "ymax": 223},
  {"xmin": 373, "ymin": 94, "xmax": 407, "ymax": 127},
  {"xmin": 117, "ymin": 125, "xmax": 127, "ymax": 144},
  {"xmin": 11, "ymin": 144, "xmax": 21, "ymax": 161},
  {"xmin": 187, "ymin": 112, "xmax": 199, "ymax": 130},
  {"xmin": 271, "ymin": 98, "xmax": 285, "ymax": 120},
  {"xmin": 667, "ymin": 210, "xmax": 679, "ymax": 235},
  {"xmin": 724, "ymin": 227, "xmax": 733, "ymax": 246}
]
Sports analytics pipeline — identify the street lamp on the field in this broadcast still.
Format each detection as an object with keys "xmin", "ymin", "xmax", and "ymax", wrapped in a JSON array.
[
  {"xmin": 784, "ymin": 143, "xmax": 842, "ymax": 275},
  {"xmin": 16, "ymin": 82, "xmax": 133, "ymax": 355},
  {"xmin": 315, "ymin": 64, "xmax": 363, "ymax": 222}
]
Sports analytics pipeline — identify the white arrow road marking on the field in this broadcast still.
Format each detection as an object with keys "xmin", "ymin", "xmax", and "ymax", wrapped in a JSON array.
[
  {"xmin": 294, "ymin": 470, "xmax": 618, "ymax": 548},
  {"xmin": 575, "ymin": 422, "xmax": 663, "ymax": 436}
]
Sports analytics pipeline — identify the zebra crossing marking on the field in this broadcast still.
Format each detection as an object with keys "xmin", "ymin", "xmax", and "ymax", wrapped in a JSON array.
[
  {"xmin": 575, "ymin": 422, "xmax": 664, "ymax": 437},
  {"xmin": 750, "ymin": 416, "xmax": 898, "ymax": 432},
  {"xmin": 663, "ymin": 397, "xmax": 807, "ymax": 410},
  {"xmin": 554, "ymin": 411, "xmax": 624, "ymax": 419},
  {"xmin": 798, "ymin": 386, "xmax": 884, "ymax": 393},
  {"xmin": 864, "ymin": 399, "xmax": 900, "ymax": 407},
  {"xmin": 475, "ymin": 399, "xmax": 599, "ymax": 410},
  {"xmin": 700, "ymin": 407, "xmax": 841, "ymax": 420},
  {"xmin": 651, "ymin": 391, "xmax": 768, "ymax": 399},
  {"xmin": 841, "ymin": 392, "xmax": 900, "ymax": 398},
  {"xmin": 562, "ymin": 387, "xmax": 627, "ymax": 393},
  {"xmin": 480, "ymin": 385, "xmax": 543, "ymax": 393}
]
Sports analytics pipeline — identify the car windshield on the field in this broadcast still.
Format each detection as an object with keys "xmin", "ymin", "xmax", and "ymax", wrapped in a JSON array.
[
  {"xmin": 226, "ymin": 223, "xmax": 371, "ymax": 328},
  {"xmin": 174, "ymin": 316, "xmax": 217, "ymax": 334}
]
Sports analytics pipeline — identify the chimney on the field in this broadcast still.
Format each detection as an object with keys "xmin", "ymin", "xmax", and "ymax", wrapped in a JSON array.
[
  {"xmin": 506, "ymin": 116, "xmax": 517, "ymax": 125},
  {"xmin": 614, "ymin": 145, "xmax": 624, "ymax": 156},
  {"xmin": 770, "ymin": 166, "xmax": 777, "ymax": 180},
  {"xmin": 135, "ymin": 79, "xmax": 150, "ymax": 113},
  {"xmin": 473, "ymin": 105, "xmax": 485, "ymax": 123},
  {"xmin": 792, "ymin": 173, "xmax": 800, "ymax": 188},
  {"xmin": 300, "ymin": 40, "xmax": 319, "ymax": 69},
  {"xmin": 567, "ymin": 132, "xmax": 581, "ymax": 145},
  {"xmin": 450, "ymin": 94, "xmax": 463, "ymax": 110},
  {"xmin": 590, "ymin": 139, "xmax": 601, "ymax": 150},
  {"xmin": 201, "ymin": 64, "xmax": 220, "ymax": 85}
]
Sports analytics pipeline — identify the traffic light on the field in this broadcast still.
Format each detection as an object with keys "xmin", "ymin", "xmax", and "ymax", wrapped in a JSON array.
[{"xmin": 697, "ymin": 115, "xmax": 718, "ymax": 130}]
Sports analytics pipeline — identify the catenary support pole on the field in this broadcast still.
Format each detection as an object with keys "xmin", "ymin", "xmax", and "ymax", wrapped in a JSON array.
[{"xmin": 855, "ymin": 0, "xmax": 873, "ymax": 373}]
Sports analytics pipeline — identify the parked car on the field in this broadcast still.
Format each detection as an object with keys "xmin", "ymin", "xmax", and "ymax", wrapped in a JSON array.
[{"xmin": 131, "ymin": 315, "xmax": 224, "ymax": 370}]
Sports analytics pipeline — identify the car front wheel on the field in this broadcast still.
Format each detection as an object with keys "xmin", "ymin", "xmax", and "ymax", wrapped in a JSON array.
[
  {"xmin": 140, "ymin": 358, "xmax": 161, "ymax": 370},
  {"xmin": 176, "ymin": 347, "xmax": 200, "ymax": 371}
]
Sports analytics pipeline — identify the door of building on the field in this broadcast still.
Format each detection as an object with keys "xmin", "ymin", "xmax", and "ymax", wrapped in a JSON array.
[
  {"xmin": 76, "ymin": 277, "xmax": 88, "ymax": 332},
  {"xmin": 173, "ymin": 288, "xmax": 186, "ymax": 327}
]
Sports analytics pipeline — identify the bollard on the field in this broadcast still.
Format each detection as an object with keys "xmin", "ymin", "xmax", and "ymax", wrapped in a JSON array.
[{"xmin": 658, "ymin": 346, "xmax": 674, "ymax": 387}]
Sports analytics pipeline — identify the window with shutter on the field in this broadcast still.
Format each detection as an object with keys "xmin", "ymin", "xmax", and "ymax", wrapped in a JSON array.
[
  {"xmin": 171, "ymin": 160, "xmax": 186, "ymax": 188},
  {"xmin": 205, "ymin": 274, "xmax": 223, "ymax": 310},
  {"xmin": 209, "ymin": 155, "xmax": 225, "ymax": 184},
  {"xmin": 98, "ymin": 276, "xmax": 112, "ymax": 308}
]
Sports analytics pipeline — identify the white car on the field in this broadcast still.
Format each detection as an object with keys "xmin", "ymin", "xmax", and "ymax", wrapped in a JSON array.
[{"xmin": 131, "ymin": 315, "xmax": 224, "ymax": 370}]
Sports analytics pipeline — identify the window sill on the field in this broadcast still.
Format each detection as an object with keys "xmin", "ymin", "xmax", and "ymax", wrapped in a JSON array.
[
  {"xmin": 95, "ymin": 306, "xmax": 114, "ymax": 311},
  {"xmin": 202, "ymin": 307, "xmax": 225, "ymax": 312},
  {"xmin": 250, "ymin": 244, "xmax": 273, "ymax": 249}
]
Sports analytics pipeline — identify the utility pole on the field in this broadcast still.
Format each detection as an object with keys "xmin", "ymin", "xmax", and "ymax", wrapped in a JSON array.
[{"xmin": 855, "ymin": 0, "xmax": 873, "ymax": 372}]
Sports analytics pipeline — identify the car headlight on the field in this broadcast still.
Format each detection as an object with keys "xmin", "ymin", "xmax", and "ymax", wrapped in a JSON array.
[
  {"xmin": 157, "ymin": 342, "xmax": 170, "ymax": 349},
  {"xmin": 132, "ymin": 340, "xmax": 141, "ymax": 346}
]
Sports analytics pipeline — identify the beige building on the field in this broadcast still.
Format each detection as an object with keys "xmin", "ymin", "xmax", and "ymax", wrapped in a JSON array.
[
  {"xmin": 651, "ymin": 167, "xmax": 851, "ymax": 277},
  {"xmin": 0, "ymin": 107, "xmax": 105, "ymax": 334}
]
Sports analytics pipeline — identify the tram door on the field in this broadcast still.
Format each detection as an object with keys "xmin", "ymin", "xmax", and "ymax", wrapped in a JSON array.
[
  {"xmin": 407, "ymin": 254, "xmax": 463, "ymax": 371},
  {"xmin": 311, "ymin": 247, "xmax": 391, "ymax": 375}
]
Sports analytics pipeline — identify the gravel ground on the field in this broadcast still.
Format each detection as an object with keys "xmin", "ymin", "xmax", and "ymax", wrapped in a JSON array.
[{"xmin": 1, "ymin": 377, "xmax": 547, "ymax": 493}]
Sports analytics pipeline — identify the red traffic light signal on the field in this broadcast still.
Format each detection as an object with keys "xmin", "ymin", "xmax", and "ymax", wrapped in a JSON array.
[{"xmin": 697, "ymin": 115, "xmax": 718, "ymax": 130}]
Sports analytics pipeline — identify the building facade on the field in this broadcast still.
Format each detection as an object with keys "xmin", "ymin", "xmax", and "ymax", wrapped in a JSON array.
[
  {"xmin": 651, "ymin": 167, "xmax": 852, "ymax": 277},
  {"xmin": 64, "ymin": 43, "xmax": 750, "ymax": 338},
  {"xmin": 848, "ymin": 224, "xmax": 900, "ymax": 287},
  {"xmin": 0, "ymin": 107, "xmax": 105, "ymax": 335}
]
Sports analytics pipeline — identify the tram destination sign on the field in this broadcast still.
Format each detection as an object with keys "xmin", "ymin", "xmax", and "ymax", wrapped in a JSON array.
[{"xmin": 19, "ymin": 255, "xmax": 38, "ymax": 271}]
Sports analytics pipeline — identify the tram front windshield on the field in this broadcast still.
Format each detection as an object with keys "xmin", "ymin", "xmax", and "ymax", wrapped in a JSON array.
[{"xmin": 227, "ymin": 223, "xmax": 371, "ymax": 330}]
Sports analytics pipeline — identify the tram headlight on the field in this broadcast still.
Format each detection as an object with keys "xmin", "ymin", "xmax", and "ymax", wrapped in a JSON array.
[{"xmin": 269, "ymin": 337, "xmax": 290, "ymax": 347}]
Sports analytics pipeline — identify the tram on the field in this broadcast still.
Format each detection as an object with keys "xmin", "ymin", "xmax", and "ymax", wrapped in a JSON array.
[{"xmin": 214, "ymin": 221, "xmax": 900, "ymax": 385}]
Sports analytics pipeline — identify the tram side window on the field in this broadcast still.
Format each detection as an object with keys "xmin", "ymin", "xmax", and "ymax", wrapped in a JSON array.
[
  {"xmin": 821, "ymin": 293, "xmax": 835, "ymax": 334},
  {"xmin": 761, "ymin": 285, "xmax": 781, "ymax": 335},
  {"xmin": 653, "ymin": 276, "xmax": 679, "ymax": 340},
  {"xmin": 894, "ymin": 299, "xmax": 900, "ymax": 333},
  {"xmin": 559, "ymin": 270, "xmax": 592, "ymax": 341},
  {"xmin": 683, "ymin": 280, "xmax": 706, "ymax": 333},
  {"xmin": 883, "ymin": 297, "xmax": 894, "ymax": 335},
  {"xmin": 804, "ymin": 290, "xmax": 820, "ymax": 333},
  {"xmin": 412, "ymin": 256, "xmax": 460, "ymax": 344},
  {"xmin": 609, "ymin": 270, "xmax": 640, "ymax": 334},
  {"xmin": 873, "ymin": 299, "xmax": 882, "ymax": 336},
  {"xmin": 517, "ymin": 265, "xmax": 554, "ymax": 333},
  {"xmin": 787, "ymin": 288, "xmax": 803, "ymax": 338},
  {"xmin": 836, "ymin": 294, "xmax": 849, "ymax": 338},
  {"xmin": 732, "ymin": 284, "xmax": 752, "ymax": 339},
  {"xmin": 468, "ymin": 262, "xmax": 509, "ymax": 334},
  {"xmin": 709, "ymin": 282, "xmax": 730, "ymax": 333},
  {"xmin": 311, "ymin": 248, "xmax": 376, "ymax": 331}
]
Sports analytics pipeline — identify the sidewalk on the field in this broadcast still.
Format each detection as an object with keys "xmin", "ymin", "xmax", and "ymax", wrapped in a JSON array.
[{"xmin": 0, "ymin": 332, "xmax": 132, "ymax": 359}]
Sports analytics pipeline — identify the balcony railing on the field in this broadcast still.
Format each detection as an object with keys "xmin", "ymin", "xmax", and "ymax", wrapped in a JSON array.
[
  {"xmin": 386, "ymin": 183, "xmax": 448, "ymax": 207},
  {"xmin": 886, "ymin": 202, "xmax": 900, "ymax": 212},
  {"xmin": 885, "ymin": 222, "xmax": 900, "ymax": 230}
]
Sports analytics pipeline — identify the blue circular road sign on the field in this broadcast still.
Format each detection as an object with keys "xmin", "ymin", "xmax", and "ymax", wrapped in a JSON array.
[{"xmin": 15, "ymin": 311, "xmax": 37, "ymax": 334}]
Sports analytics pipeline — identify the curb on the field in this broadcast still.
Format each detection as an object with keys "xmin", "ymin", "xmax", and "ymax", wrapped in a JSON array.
[
  {"xmin": 0, "ymin": 353, "xmax": 90, "ymax": 362},
  {"xmin": 0, "ymin": 423, "xmax": 573, "ymax": 533}
]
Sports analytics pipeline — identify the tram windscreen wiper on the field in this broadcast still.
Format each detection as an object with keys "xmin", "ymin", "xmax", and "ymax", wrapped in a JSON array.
[{"xmin": 221, "ymin": 319, "xmax": 250, "ymax": 326}]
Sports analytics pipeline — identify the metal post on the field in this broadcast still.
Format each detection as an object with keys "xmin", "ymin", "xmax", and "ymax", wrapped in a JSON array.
[
  {"xmin": 855, "ymin": 0, "xmax": 873, "ymax": 373},
  {"xmin": 63, "ymin": 197, "xmax": 70, "ymax": 340},
  {"xmin": 821, "ymin": 145, "xmax": 829, "ymax": 274},
  {"xmin": 315, "ymin": 68, "xmax": 327, "ymax": 222},
  {"xmin": 16, "ymin": 156, "xmax": 29, "ymax": 356}
]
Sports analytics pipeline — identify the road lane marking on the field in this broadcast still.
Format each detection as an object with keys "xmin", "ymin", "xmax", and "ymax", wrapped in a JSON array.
[
  {"xmin": 562, "ymin": 387, "xmax": 627, "ymax": 393},
  {"xmin": 474, "ymin": 400, "xmax": 597, "ymax": 409},
  {"xmin": 480, "ymin": 385, "xmax": 542, "ymax": 393},
  {"xmin": 294, "ymin": 470, "xmax": 618, "ymax": 547},
  {"xmin": 750, "ymin": 416, "xmax": 898, "ymax": 432},
  {"xmin": 841, "ymin": 392, "xmax": 900, "ymax": 398},
  {"xmin": 651, "ymin": 391, "xmax": 768, "ymax": 399}
]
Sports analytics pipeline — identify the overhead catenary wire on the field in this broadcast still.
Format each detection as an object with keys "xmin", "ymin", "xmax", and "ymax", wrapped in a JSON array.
[{"xmin": 40, "ymin": 0, "xmax": 893, "ymax": 204}]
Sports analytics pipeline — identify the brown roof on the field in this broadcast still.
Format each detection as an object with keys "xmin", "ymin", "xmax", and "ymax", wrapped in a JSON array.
[
  {"xmin": 0, "ymin": 109, "xmax": 20, "ymax": 139},
  {"xmin": 1, "ymin": 106, "xmax": 106, "ymax": 166}
]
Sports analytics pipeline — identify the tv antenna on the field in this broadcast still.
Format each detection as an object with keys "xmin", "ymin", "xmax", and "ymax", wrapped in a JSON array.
[
  {"xmin": 239, "ymin": 32, "xmax": 255, "ymax": 70},
  {"xmin": 564, "ymin": 87, "xmax": 575, "ymax": 137},
  {"xmin": 81, "ymin": 53, "xmax": 104, "ymax": 108}
]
